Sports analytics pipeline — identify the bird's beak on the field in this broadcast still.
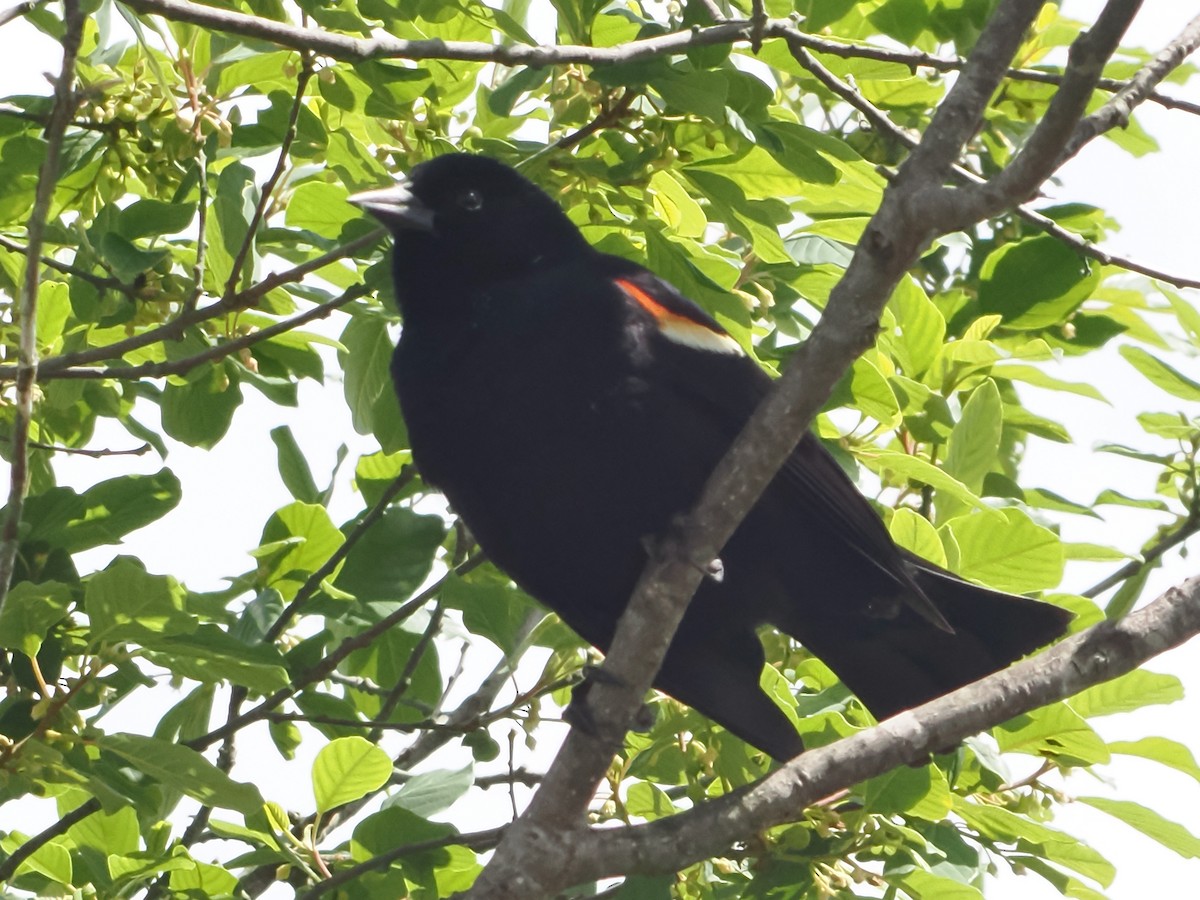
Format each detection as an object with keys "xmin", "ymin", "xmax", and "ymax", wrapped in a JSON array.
[{"xmin": 348, "ymin": 180, "xmax": 435, "ymax": 232}]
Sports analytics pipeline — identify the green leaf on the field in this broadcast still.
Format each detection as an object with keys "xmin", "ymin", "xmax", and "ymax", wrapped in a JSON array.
[
  {"xmin": 442, "ymin": 570, "xmax": 538, "ymax": 656},
  {"xmin": 888, "ymin": 275, "xmax": 945, "ymax": 377},
  {"xmin": 862, "ymin": 764, "xmax": 951, "ymax": 820},
  {"xmin": 624, "ymin": 781, "xmax": 676, "ymax": 820},
  {"xmin": 98, "ymin": 232, "xmax": 170, "ymax": 283},
  {"xmin": 98, "ymin": 733, "xmax": 264, "ymax": 814},
  {"xmin": 143, "ymin": 625, "xmax": 290, "ymax": 693},
  {"xmin": 1119, "ymin": 344, "xmax": 1200, "ymax": 401},
  {"xmin": 1079, "ymin": 797, "xmax": 1200, "ymax": 858},
  {"xmin": 160, "ymin": 362, "xmax": 244, "ymax": 449},
  {"xmin": 84, "ymin": 558, "xmax": 195, "ymax": 644},
  {"xmin": 1108, "ymin": 737, "xmax": 1200, "ymax": 784},
  {"xmin": 258, "ymin": 502, "xmax": 346, "ymax": 600},
  {"xmin": 887, "ymin": 868, "xmax": 983, "ymax": 900},
  {"xmin": 995, "ymin": 702, "xmax": 1110, "ymax": 765},
  {"xmin": 648, "ymin": 169, "xmax": 706, "ymax": 239},
  {"xmin": 270, "ymin": 425, "xmax": 321, "ymax": 503},
  {"xmin": 943, "ymin": 507, "xmax": 1063, "ymax": 594},
  {"xmin": 829, "ymin": 354, "xmax": 900, "ymax": 427},
  {"xmin": 286, "ymin": 181, "xmax": 357, "ymax": 238},
  {"xmin": 978, "ymin": 235, "xmax": 1100, "ymax": 330},
  {"xmin": 339, "ymin": 314, "xmax": 395, "ymax": 435},
  {"xmin": 203, "ymin": 161, "xmax": 257, "ymax": 292},
  {"xmin": 859, "ymin": 449, "xmax": 992, "ymax": 515},
  {"xmin": 1069, "ymin": 669, "xmax": 1183, "ymax": 718},
  {"xmin": 350, "ymin": 805, "xmax": 454, "ymax": 864},
  {"xmin": 117, "ymin": 197, "xmax": 196, "ymax": 239},
  {"xmin": 953, "ymin": 798, "xmax": 1114, "ymax": 885},
  {"xmin": 0, "ymin": 581, "xmax": 72, "ymax": 656},
  {"xmin": 335, "ymin": 506, "xmax": 444, "ymax": 602},
  {"xmin": 650, "ymin": 69, "xmax": 729, "ymax": 121},
  {"xmin": 944, "ymin": 378, "xmax": 1003, "ymax": 493},
  {"xmin": 168, "ymin": 858, "xmax": 239, "ymax": 894},
  {"xmin": 888, "ymin": 508, "xmax": 945, "ymax": 567},
  {"xmin": 23, "ymin": 468, "xmax": 182, "ymax": 552},
  {"xmin": 0, "ymin": 833, "xmax": 72, "ymax": 885},
  {"xmin": 312, "ymin": 735, "xmax": 393, "ymax": 814},
  {"xmin": 389, "ymin": 764, "xmax": 474, "ymax": 818}
]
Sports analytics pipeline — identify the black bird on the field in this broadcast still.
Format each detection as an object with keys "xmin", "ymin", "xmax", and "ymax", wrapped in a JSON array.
[{"xmin": 350, "ymin": 154, "xmax": 1071, "ymax": 761}]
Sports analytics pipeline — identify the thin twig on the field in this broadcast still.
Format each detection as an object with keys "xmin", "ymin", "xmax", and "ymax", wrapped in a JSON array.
[
  {"xmin": 221, "ymin": 51, "xmax": 314, "ymax": 301},
  {"xmin": 0, "ymin": 233, "xmax": 137, "ymax": 297},
  {"xmin": 24, "ymin": 440, "xmax": 153, "ymax": 457},
  {"xmin": 186, "ymin": 554, "xmax": 485, "ymax": 752},
  {"xmin": 0, "ymin": 229, "xmax": 382, "ymax": 381},
  {"xmin": 0, "ymin": 0, "xmax": 47, "ymax": 28},
  {"xmin": 1083, "ymin": 500, "xmax": 1200, "ymax": 599},
  {"xmin": 41, "ymin": 282, "xmax": 368, "ymax": 381}
]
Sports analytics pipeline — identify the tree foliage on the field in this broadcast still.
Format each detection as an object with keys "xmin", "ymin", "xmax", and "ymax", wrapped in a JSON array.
[{"xmin": 1, "ymin": 0, "xmax": 1199, "ymax": 897}]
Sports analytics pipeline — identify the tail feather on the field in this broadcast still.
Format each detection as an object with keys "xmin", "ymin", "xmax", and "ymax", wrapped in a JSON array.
[{"xmin": 795, "ymin": 561, "xmax": 1073, "ymax": 724}]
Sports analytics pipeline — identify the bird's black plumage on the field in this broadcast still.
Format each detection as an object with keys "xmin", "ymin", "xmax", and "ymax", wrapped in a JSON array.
[{"xmin": 351, "ymin": 153, "xmax": 1072, "ymax": 761}]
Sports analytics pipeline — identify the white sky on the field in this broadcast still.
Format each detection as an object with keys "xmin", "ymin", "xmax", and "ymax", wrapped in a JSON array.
[{"xmin": 1, "ymin": 3, "xmax": 1198, "ymax": 898}]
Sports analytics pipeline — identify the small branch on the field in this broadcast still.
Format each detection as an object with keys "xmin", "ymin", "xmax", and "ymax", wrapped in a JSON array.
[
  {"xmin": 533, "ymin": 89, "xmax": 637, "ymax": 161},
  {"xmin": 185, "ymin": 554, "xmax": 485, "ymax": 752},
  {"xmin": 0, "ymin": 234, "xmax": 137, "ymax": 297},
  {"xmin": 221, "ymin": 52, "xmax": 314, "ymax": 301},
  {"xmin": 4, "ymin": 229, "xmax": 381, "ymax": 380},
  {"xmin": 1062, "ymin": 9, "xmax": 1200, "ymax": 160},
  {"xmin": 0, "ymin": 0, "xmax": 47, "ymax": 28},
  {"xmin": 1083, "ymin": 500, "xmax": 1200, "ymax": 599},
  {"xmin": 40, "ymin": 282, "xmax": 368, "ymax": 381},
  {"xmin": 25, "ymin": 440, "xmax": 153, "ymax": 457},
  {"xmin": 0, "ymin": 0, "xmax": 84, "ymax": 616}
]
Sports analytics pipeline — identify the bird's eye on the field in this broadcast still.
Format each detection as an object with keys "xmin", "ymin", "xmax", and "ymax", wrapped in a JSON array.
[{"xmin": 457, "ymin": 189, "xmax": 483, "ymax": 212}]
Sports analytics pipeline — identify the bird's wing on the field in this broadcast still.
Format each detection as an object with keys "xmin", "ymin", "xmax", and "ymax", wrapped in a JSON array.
[{"xmin": 607, "ymin": 263, "xmax": 953, "ymax": 632}]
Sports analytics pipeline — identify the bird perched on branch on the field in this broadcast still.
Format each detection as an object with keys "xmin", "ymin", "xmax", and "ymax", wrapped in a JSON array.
[{"xmin": 350, "ymin": 153, "xmax": 1071, "ymax": 762}]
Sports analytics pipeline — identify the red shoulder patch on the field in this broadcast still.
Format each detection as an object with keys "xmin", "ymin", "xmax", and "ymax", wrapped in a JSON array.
[{"xmin": 615, "ymin": 278, "xmax": 742, "ymax": 356}]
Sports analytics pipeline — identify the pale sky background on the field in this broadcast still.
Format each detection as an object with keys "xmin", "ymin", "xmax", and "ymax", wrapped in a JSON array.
[{"xmin": 1, "ymin": 3, "xmax": 1198, "ymax": 898}]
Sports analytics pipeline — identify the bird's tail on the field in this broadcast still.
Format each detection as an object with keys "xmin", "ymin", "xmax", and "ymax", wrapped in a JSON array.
[{"xmin": 796, "ymin": 561, "xmax": 1073, "ymax": 724}]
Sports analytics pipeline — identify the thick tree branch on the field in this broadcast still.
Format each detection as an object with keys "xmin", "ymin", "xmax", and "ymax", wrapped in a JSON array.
[
  {"xmin": 925, "ymin": 0, "xmax": 1143, "ymax": 229},
  {"xmin": 465, "ymin": 4, "xmax": 1054, "ymax": 897},
  {"xmin": 0, "ymin": 0, "xmax": 84, "ymax": 615},
  {"xmin": 577, "ymin": 573, "xmax": 1200, "ymax": 882}
]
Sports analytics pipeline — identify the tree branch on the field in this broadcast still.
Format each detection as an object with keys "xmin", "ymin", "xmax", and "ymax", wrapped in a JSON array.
[
  {"xmin": 782, "ymin": 11, "xmax": 1200, "ymax": 291},
  {"xmin": 579, "ymin": 572, "xmax": 1200, "ymax": 882},
  {"xmin": 35, "ymin": 282, "xmax": 367, "ymax": 381},
  {"xmin": 0, "ymin": 229, "xmax": 383, "ymax": 381},
  {"xmin": 464, "ymin": 4, "xmax": 1054, "ymax": 897},
  {"xmin": 925, "ymin": 0, "xmax": 1143, "ymax": 230},
  {"xmin": 0, "ymin": 0, "xmax": 84, "ymax": 616},
  {"xmin": 1062, "ymin": 9, "xmax": 1200, "ymax": 160}
]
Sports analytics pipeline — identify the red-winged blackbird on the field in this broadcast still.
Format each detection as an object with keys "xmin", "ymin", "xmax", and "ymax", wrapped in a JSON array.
[{"xmin": 350, "ymin": 153, "xmax": 1071, "ymax": 761}]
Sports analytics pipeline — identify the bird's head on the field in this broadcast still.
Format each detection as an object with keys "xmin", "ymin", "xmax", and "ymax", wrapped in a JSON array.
[{"xmin": 350, "ymin": 153, "xmax": 590, "ymax": 312}]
